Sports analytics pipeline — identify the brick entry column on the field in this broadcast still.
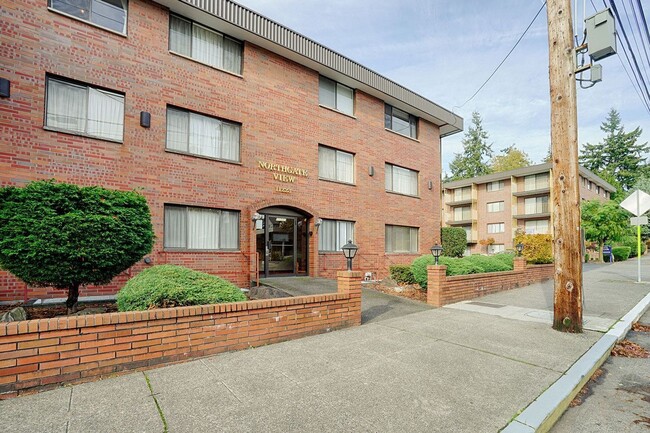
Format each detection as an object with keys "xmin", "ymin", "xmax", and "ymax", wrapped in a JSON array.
[
  {"xmin": 337, "ymin": 271, "xmax": 362, "ymax": 326},
  {"xmin": 426, "ymin": 265, "xmax": 448, "ymax": 307}
]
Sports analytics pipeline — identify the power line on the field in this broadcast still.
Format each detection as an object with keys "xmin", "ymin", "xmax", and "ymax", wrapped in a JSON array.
[{"xmin": 454, "ymin": 1, "xmax": 547, "ymax": 109}]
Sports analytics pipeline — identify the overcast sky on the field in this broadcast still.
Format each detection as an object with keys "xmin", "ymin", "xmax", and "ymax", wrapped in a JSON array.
[{"xmin": 236, "ymin": 0, "xmax": 649, "ymax": 175}]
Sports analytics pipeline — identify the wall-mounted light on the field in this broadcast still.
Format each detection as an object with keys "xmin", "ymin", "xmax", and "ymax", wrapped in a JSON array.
[
  {"xmin": 0, "ymin": 78, "xmax": 10, "ymax": 98},
  {"xmin": 428, "ymin": 180, "xmax": 433, "ymax": 190},
  {"xmin": 140, "ymin": 111, "xmax": 151, "ymax": 128},
  {"xmin": 314, "ymin": 218, "xmax": 323, "ymax": 228},
  {"xmin": 252, "ymin": 212, "xmax": 264, "ymax": 222},
  {"xmin": 368, "ymin": 166, "xmax": 375, "ymax": 176}
]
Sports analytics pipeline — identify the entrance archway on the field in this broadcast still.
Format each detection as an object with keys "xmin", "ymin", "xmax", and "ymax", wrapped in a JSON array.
[{"xmin": 255, "ymin": 206, "xmax": 310, "ymax": 278}]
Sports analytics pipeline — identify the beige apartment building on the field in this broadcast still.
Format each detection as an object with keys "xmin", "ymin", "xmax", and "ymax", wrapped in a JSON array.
[{"xmin": 443, "ymin": 163, "xmax": 615, "ymax": 255}]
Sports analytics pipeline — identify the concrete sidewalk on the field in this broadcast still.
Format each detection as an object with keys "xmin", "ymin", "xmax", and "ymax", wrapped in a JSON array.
[{"xmin": 1, "ymin": 257, "xmax": 649, "ymax": 433}]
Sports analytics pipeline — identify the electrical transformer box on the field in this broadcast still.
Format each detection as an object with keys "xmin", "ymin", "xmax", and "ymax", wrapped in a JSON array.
[{"xmin": 585, "ymin": 9, "xmax": 616, "ymax": 61}]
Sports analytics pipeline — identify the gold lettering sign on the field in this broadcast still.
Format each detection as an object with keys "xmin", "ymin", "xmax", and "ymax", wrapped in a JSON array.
[{"xmin": 258, "ymin": 160, "xmax": 308, "ymax": 194}]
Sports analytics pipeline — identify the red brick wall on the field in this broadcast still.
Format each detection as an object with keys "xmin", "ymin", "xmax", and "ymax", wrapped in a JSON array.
[
  {"xmin": 426, "ymin": 259, "xmax": 553, "ymax": 307},
  {"xmin": 0, "ymin": 271, "xmax": 362, "ymax": 398},
  {"xmin": 0, "ymin": 0, "xmax": 442, "ymax": 301}
]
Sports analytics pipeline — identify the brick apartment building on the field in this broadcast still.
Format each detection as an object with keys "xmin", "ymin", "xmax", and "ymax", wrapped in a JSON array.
[
  {"xmin": 0, "ymin": 0, "xmax": 462, "ymax": 301},
  {"xmin": 442, "ymin": 163, "xmax": 615, "ymax": 255}
]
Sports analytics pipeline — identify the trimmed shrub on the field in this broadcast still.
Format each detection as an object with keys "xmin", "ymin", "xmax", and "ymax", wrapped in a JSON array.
[
  {"xmin": 411, "ymin": 255, "xmax": 434, "ymax": 289},
  {"xmin": 492, "ymin": 252, "xmax": 516, "ymax": 268},
  {"xmin": 513, "ymin": 233, "xmax": 553, "ymax": 264},
  {"xmin": 617, "ymin": 236, "xmax": 647, "ymax": 258},
  {"xmin": 441, "ymin": 227, "xmax": 467, "ymax": 258},
  {"xmin": 0, "ymin": 180, "xmax": 154, "ymax": 312},
  {"xmin": 465, "ymin": 253, "xmax": 513, "ymax": 272},
  {"xmin": 611, "ymin": 246, "xmax": 631, "ymax": 262},
  {"xmin": 389, "ymin": 265, "xmax": 416, "ymax": 285},
  {"xmin": 116, "ymin": 265, "xmax": 246, "ymax": 311},
  {"xmin": 410, "ymin": 254, "xmax": 504, "ymax": 289}
]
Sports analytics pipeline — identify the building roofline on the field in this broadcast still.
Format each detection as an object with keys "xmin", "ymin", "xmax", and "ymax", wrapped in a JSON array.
[
  {"xmin": 443, "ymin": 162, "xmax": 616, "ymax": 192},
  {"xmin": 153, "ymin": 0, "xmax": 463, "ymax": 137}
]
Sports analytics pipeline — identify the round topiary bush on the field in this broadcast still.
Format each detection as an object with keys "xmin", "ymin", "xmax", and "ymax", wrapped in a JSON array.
[{"xmin": 116, "ymin": 265, "xmax": 247, "ymax": 311}]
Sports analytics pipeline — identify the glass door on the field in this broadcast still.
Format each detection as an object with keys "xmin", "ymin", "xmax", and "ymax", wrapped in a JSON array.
[{"xmin": 267, "ymin": 216, "xmax": 296, "ymax": 276}]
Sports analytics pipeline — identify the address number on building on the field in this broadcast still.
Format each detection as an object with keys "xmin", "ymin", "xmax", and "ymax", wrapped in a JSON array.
[{"xmin": 275, "ymin": 186, "xmax": 291, "ymax": 194}]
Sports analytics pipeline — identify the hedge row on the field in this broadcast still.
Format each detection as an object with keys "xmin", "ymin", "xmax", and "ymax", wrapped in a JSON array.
[{"xmin": 410, "ymin": 253, "xmax": 515, "ymax": 289}]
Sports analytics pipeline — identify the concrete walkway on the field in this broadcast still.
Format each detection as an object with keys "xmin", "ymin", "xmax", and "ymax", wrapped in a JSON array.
[
  {"xmin": 2, "ymin": 257, "xmax": 649, "ymax": 433},
  {"xmin": 260, "ymin": 276, "xmax": 432, "ymax": 324}
]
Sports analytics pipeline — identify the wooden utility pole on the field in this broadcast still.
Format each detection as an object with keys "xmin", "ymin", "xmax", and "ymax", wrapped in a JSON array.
[{"xmin": 546, "ymin": 0, "xmax": 583, "ymax": 332}]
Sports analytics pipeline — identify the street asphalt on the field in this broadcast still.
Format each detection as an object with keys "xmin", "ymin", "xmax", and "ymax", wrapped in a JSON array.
[{"xmin": 1, "ymin": 257, "xmax": 649, "ymax": 433}]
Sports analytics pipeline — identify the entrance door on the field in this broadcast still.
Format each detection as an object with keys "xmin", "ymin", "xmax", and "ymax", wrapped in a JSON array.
[{"xmin": 256, "ymin": 211, "xmax": 309, "ymax": 278}]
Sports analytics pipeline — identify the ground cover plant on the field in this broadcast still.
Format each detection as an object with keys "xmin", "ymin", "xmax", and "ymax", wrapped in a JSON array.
[
  {"xmin": 116, "ymin": 265, "xmax": 246, "ymax": 311},
  {"xmin": 0, "ymin": 180, "xmax": 153, "ymax": 313}
]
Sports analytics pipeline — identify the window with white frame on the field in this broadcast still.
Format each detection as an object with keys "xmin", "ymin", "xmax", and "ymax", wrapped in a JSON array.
[
  {"xmin": 525, "ymin": 219, "xmax": 549, "ymax": 234},
  {"xmin": 385, "ymin": 163, "xmax": 418, "ymax": 196},
  {"xmin": 487, "ymin": 201, "xmax": 504, "ymax": 212},
  {"xmin": 319, "ymin": 76, "xmax": 354, "ymax": 115},
  {"xmin": 487, "ymin": 244, "xmax": 505, "ymax": 254},
  {"xmin": 524, "ymin": 173, "xmax": 549, "ymax": 191},
  {"xmin": 487, "ymin": 222, "xmax": 505, "ymax": 234},
  {"xmin": 169, "ymin": 15, "xmax": 242, "ymax": 75},
  {"xmin": 384, "ymin": 104, "xmax": 417, "ymax": 138},
  {"xmin": 454, "ymin": 206, "xmax": 472, "ymax": 221},
  {"xmin": 524, "ymin": 196, "xmax": 549, "ymax": 214},
  {"xmin": 318, "ymin": 219, "xmax": 354, "ymax": 252},
  {"xmin": 49, "ymin": 0, "xmax": 128, "ymax": 34},
  {"xmin": 166, "ymin": 107, "xmax": 240, "ymax": 162},
  {"xmin": 385, "ymin": 225, "xmax": 418, "ymax": 253},
  {"xmin": 164, "ymin": 205, "xmax": 239, "ymax": 250},
  {"xmin": 454, "ymin": 186, "xmax": 471, "ymax": 201},
  {"xmin": 45, "ymin": 76, "xmax": 124, "ymax": 142},
  {"xmin": 462, "ymin": 225, "xmax": 472, "ymax": 241},
  {"xmin": 318, "ymin": 145, "xmax": 354, "ymax": 184},
  {"xmin": 487, "ymin": 180, "xmax": 504, "ymax": 191}
]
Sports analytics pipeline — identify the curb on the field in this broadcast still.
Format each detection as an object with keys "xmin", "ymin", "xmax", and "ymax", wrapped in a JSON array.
[{"xmin": 501, "ymin": 291, "xmax": 650, "ymax": 433}]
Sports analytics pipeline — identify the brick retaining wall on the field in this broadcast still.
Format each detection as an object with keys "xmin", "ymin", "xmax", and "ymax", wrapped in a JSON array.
[
  {"xmin": 427, "ymin": 258, "xmax": 554, "ymax": 307},
  {"xmin": 0, "ymin": 272, "xmax": 362, "ymax": 398}
]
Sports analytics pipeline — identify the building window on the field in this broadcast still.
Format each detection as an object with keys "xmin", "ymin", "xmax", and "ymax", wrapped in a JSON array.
[
  {"xmin": 384, "ymin": 104, "xmax": 417, "ymax": 138},
  {"xmin": 596, "ymin": 186, "xmax": 600, "ymax": 194},
  {"xmin": 454, "ymin": 206, "xmax": 472, "ymax": 221},
  {"xmin": 524, "ymin": 173, "xmax": 549, "ymax": 191},
  {"xmin": 318, "ymin": 145, "xmax": 354, "ymax": 184},
  {"xmin": 462, "ymin": 225, "xmax": 472, "ymax": 241},
  {"xmin": 487, "ymin": 201, "xmax": 504, "ymax": 212},
  {"xmin": 319, "ymin": 76, "xmax": 354, "ymax": 115},
  {"xmin": 588, "ymin": 181, "xmax": 592, "ymax": 190},
  {"xmin": 45, "ymin": 76, "xmax": 124, "ymax": 142},
  {"xmin": 487, "ymin": 180, "xmax": 504, "ymax": 191},
  {"xmin": 49, "ymin": 0, "xmax": 128, "ymax": 34},
  {"xmin": 166, "ymin": 107, "xmax": 240, "ymax": 162},
  {"xmin": 454, "ymin": 186, "xmax": 471, "ymax": 201},
  {"xmin": 487, "ymin": 222, "xmax": 505, "ymax": 234},
  {"xmin": 169, "ymin": 15, "xmax": 242, "ymax": 75},
  {"xmin": 318, "ymin": 220, "xmax": 354, "ymax": 252},
  {"xmin": 487, "ymin": 244, "xmax": 505, "ymax": 254},
  {"xmin": 385, "ymin": 225, "xmax": 418, "ymax": 253},
  {"xmin": 524, "ymin": 196, "xmax": 549, "ymax": 214},
  {"xmin": 164, "ymin": 205, "xmax": 239, "ymax": 250},
  {"xmin": 385, "ymin": 163, "xmax": 418, "ymax": 196},
  {"xmin": 525, "ymin": 219, "xmax": 549, "ymax": 234}
]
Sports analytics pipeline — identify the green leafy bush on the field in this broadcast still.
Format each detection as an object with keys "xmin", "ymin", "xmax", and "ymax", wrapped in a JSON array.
[
  {"xmin": 611, "ymin": 246, "xmax": 631, "ymax": 262},
  {"xmin": 389, "ymin": 265, "xmax": 416, "ymax": 284},
  {"xmin": 116, "ymin": 265, "xmax": 246, "ymax": 311},
  {"xmin": 0, "ymin": 180, "xmax": 154, "ymax": 312},
  {"xmin": 465, "ymin": 253, "xmax": 514, "ymax": 272},
  {"xmin": 410, "ymin": 254, "xmax": 509, "ymax": 289},
  {"xmin": 513, "ymin": 233, "xmax": 553, "ymax": 264},
  {"xmin": 441, "ymin": 227, "xmax": 467, "ymax": 258},
  {"xmin": 617, "ymin": 236, "xmax": 646, "ymax": 258}
]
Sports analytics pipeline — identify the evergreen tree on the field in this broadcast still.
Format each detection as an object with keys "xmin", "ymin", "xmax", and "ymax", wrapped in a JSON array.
[
  {"xmin": 448, "ymin": 111, "xmax": 493, "ymax": 180},
  {"xmin": 490, "ymin": 144, "xmax": 532, "ymax": 172},
  {"xmin": 580, "ymin": 108, "xmax": 649, "ymax": 192}
]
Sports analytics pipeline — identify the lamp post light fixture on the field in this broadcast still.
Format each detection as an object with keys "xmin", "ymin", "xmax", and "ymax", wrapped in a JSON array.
[
  {"xmin": 341, "ymin": 240, "xmax": 358, "ymax": 271},
  {"xmin": 516, "ymin": 243, "xmax": 524, "ymax": 257},
  {"xmin": 430, "ymin": 245, "xmax": 443, "ymax": 265}
]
